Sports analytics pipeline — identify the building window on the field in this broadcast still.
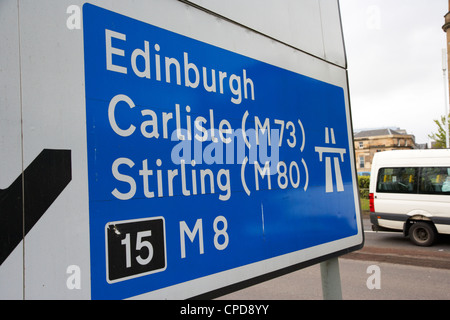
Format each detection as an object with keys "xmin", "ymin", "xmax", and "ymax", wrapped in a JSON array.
[
  {"xmin": 359, "ymin": 156, "xmax": 365, "ymax": 168},
  {"xmin": 359, "ymin": 142, "xmax": 364, "ymax": 149}
]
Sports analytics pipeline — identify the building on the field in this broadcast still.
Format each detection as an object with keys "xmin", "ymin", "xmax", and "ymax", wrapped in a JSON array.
[{"xmin": 354, "ymin": 128, "xmax": 416, "ymax": 175}]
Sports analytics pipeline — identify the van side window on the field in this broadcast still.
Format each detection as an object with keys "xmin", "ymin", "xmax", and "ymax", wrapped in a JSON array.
[
  {"xmin": 419, "ymin": 167, "xmax": 450, "ymax": 194},
  {"xmin": 376, "ymin": 167, "xmax": 417, "ymax": 193}
]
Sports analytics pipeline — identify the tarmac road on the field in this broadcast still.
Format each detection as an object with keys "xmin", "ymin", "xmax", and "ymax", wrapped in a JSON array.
[
  {"xmin": 217, "ymin": 218, "xmax": 450, "ymax": 300},
  {"xmin": 217, "ymin": 259, "xmax": 450, "ymax": 300},
  {"xmin": 348, "ymin": 218, "xmax": 450, "ymax": 270}
]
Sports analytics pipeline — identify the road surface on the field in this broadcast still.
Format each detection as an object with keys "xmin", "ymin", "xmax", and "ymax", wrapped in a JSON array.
[{"xmin": 217, "ymin": 218, "xmax": 450, "ymax": 300}]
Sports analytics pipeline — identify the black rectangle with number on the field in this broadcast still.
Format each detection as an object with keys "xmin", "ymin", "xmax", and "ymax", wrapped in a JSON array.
[{"xmin": 105, "ymin": 217, "xmax": 166, "ymax": 283}]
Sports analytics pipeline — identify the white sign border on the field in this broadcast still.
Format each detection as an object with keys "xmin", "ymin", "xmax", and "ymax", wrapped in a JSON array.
[{"xmin": 83, "ymin": 0, "xmax": 365, "ymax": 300}]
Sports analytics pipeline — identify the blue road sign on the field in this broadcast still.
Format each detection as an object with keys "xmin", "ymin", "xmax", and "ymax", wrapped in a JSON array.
[{"xmin": 83, "ymin": 3, "xmax": 361, "ymax": 299}]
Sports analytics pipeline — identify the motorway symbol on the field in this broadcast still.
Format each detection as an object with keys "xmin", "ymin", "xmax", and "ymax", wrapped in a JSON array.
[{"xmin": 315, "ymin": 127, "xmax": 347, "ymax": 193}]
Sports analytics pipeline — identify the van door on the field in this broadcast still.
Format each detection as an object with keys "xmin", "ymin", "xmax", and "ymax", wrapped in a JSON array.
[{"xmin": 373, "ymin": 167, "xmax": 418, "ymax": 230}]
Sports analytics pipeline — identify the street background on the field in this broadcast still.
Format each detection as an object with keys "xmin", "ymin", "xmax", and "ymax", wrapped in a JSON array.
[{"xmin": 218, "ymin": 217, "xmax": 450, "ymax": 300}]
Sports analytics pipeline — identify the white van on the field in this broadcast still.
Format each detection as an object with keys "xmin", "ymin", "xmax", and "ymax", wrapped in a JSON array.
[{"xmin": 369, "ymin": 149, "xmax": 450, "ymax": 246}]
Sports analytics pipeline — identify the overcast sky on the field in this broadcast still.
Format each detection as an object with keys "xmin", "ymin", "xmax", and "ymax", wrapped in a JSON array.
[{"xmin": 339, "ymin": 0, "xmax": 448, "ymax": 144}]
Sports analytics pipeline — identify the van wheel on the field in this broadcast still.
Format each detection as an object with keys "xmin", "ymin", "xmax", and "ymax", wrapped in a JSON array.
[{"xmin": 409, "ymin": 222, "xmax": 436, "ymax": 247}]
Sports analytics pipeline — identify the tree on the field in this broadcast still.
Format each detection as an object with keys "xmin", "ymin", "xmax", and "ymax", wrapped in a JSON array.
[{"xmin": 428, "ymin": 115, "xmax": 450, "ymax": 148}]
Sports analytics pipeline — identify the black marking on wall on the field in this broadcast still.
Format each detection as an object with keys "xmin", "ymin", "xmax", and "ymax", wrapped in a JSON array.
[{"xmin": 0, "ymin": 149, "xmax": 72, "ymax": 266}]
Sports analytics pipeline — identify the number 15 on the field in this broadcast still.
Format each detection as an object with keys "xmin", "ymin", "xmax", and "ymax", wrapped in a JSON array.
[{"xmin": 121, "ymin": 231, "xmax": 154, "ymax": 268}]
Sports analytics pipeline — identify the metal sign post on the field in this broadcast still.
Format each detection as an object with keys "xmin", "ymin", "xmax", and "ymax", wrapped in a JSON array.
[
  {"xmin": 442, "ymin": 49, "xmax": 450, "ymax": 149},
  {"xmin": 320, "ymin": 258, "xmax": 343, "ymax": 300}
]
